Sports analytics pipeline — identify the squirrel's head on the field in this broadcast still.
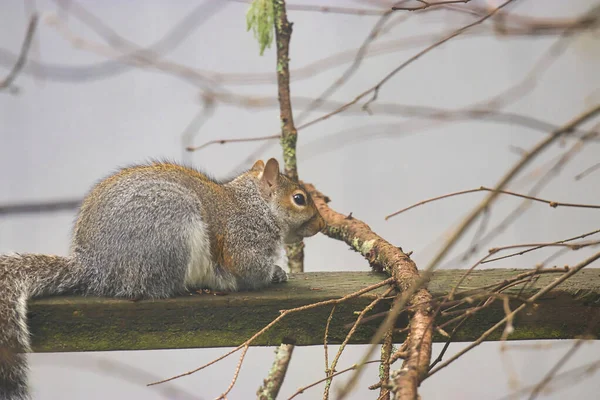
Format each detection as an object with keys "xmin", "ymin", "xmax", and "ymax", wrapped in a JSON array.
[{"xmin": 250, "ymin": 158, "xmax": 325, "ymax": 244}]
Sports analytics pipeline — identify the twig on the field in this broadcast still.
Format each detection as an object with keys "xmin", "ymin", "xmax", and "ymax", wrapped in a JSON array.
[
  {"xmin": 339, "ymin": 271, "xmax": 429, "ymax": 400},
  {"xmin": 428, "ymin": 272, "xmax": 531, "ymax": 370},
  {"xmin": 257, "ymin": 343, "xmax": 295, "ymax": 400},
  {"xmin": 37, "ymin": 355, "xmax": 199, "ymax": 400},
  {"xmin": 147, "ymin": 277, "xmax": 394, "ymax": 386},
  {"xmin": 428, "ymin": 311, "xmax": 470, "ymax": 371},
  {"xmin": 483, "ymin": 237, "xmax": 600, "ymax": 264},
  {"xmin": 294, "ymin": 9, "xmax": 394, "ymax": 124},
  {"xmin": 23, "ymin": 0, "xmax": 44, "ymax": 87},
  {"xmin": 0, "ymin": 199, "xmax": 81, "ymax": 216},
  {"xmin": 427, "ymin": 268, "xmax": 569, "ymax": 340},
  {"xmin": 456, "ymin": 6, "xmax": 599, "ymax": 117},
  {"xmin": 528, "ymin": 339, "xmax": 584, "ymax": 400},
  {"xmin": 323, "ymin": 287, "xmax": 394, "ymax": 399},
  {"xmin": 287, "ymin": 360, "xmax": 382, "ymax": 400},
  {"xmin": 442, "ymin": 129, "xmax": 599, "ymax": 268},
  {"xmin": 180, "ymin": 98, "xmax": 216, "ymax": 163},
  {"xmin": 339, "ymin": 4, "xmax": 600, "ymax": 157},
  {"xmin": 189, "ymin": 100, "xmax": 598, "ymax": 161},
  {"xmin": 378, "ymin": 317, "xmax": 394, "ymax": 400},
  {"xmin": 424, "ymin": 104, "xmax": 600, "ymax": 272},
  {"xmin": 385, "ymin": 186, "xmax": 600, "ymax": 220},
  {"xmin": 445, "ymin": 2, "xmax": 599, "ymax": 33},
  {"xmin": 429, "ymin": 267, "xmax": 570, "ymax": 368},
  {"xmin": 495, "ymin": 359, "xmax": 600, "ymax": 400},
  {"xmin": 30, "ymin": 21, "xmax": 594, "ymax": 86},
  {"xmin": 499, "ymin": 296, "xmax": 514, "ymax": 341},
  {"xmin": 186, "ymin": 135, "xmax": 280, "ymax": 152},
  {"xmin": 323, "ymin": 305, "xmax": 336, "ymax": 380},
  {"xmin": 51, "ymin": 0, "xmax": 226, "ymax": 90},
  {"xmin": 427, "ymin": 251, "xmax": 600, "ymax": 378},
  {"xmin": 465, "ymin": 206, "xmax": 490, "ymax": 256},
  {"xmin": 0, "ymin": 14, "xmax": 38, "ymax": 91},
  {"xmin": 392, "ymin": 0, "xmax": 470, "ymax": 11},
  {"xmin": 296, "ymin": 0, "xmax": 518, "ymax": 131},
  {"xmin": 215, "ymin": 345, "xmax": 249, "ymax": 400},
  {"xmin": 390, "ymin": 342, "xmax": 409, "ymax": 365},
  {"xmin": 574, "ymin": 161, "xmax": 600, "ymax": 181},
  {"xmin": 539, "ymin": 247, "xmax": 570, "ymax": 267},
  {"xmin": 231, "ymin": 0, "xmax": 387, "ymax": 16}
]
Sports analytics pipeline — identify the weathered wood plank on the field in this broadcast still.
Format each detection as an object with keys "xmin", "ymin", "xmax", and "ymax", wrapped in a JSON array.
[{"xmin": 27, "ymin": 269, "xmax": 600, "ymax": 352}]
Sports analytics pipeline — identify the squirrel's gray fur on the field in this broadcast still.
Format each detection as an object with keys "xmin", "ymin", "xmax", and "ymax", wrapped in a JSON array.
[{"xmin": 0, "ymin": 158, "xmax": 324, "ymax": 399}]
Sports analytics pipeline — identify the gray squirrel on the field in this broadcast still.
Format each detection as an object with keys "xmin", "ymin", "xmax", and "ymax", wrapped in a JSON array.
[{"xmin": 0, "ymin": 158, "xmax": 325, "ymax": 400}]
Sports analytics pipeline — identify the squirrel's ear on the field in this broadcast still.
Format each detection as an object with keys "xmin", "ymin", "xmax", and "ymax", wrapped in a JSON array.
[
  {"xmin": 251, "ymin": 160, "xmax": 265, "ymax": 173},
  {"xmin": 261, "ymin": 158, "xmax": 280, "ymax": 189}
]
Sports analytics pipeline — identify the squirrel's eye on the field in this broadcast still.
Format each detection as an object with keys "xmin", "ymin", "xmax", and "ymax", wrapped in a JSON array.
[{"xmin": 293, "ymin": 193, "xmax": 306, "ymax": 206}]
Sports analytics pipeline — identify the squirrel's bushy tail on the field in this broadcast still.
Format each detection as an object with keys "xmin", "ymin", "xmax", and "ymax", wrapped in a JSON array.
[{"xmin": 0, "ymin": 254, "xmax": 81, "ymax": 400}]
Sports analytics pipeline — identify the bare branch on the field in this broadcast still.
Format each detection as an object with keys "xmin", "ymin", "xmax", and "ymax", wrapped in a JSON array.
[
  {"xmin": 483, "ymin": 230, "xmax": 600, "ymax": 264},
  {"xmin": 272, "ymin": 0, "xmax": 305, "ymax": 273},
  {"xmin": 442, "ymin": 129, "xmax": 599, "ymax": 268},
  {"xmin": 215, "ymin": 345, "xmax": 249, "ymax": 400},
  {"xmin": 305, "ymin": 184, "xmax": 433, "ymax": 400},
  {"xmin": 446, "ymin": 230, "xmax": 600, "ymax": 299},
  {"xmin": 294, "ymin": 9, "xmax": 395, "ymax": 124},
  {"xmin": 574, "ymin": 161, "xmax": 600, "ymax": 181},
  {"xmin": 323, "ymin": 305, "xmax": 336, "ymax": 379},
  {"xmin": 386, "ymin": 186, "xmax": 600, "ymax": 220},
  {"xmin": 0, "ymin": 14, "xmax": 38, "ymax": 91},
  {"xmin": 0, "ymin": 199, "xmax": 81, "ymax": 216},
  {"xmin": 287, "ymin": 360, "xmax": 382, "ymax": 400},
  {"xmin": 257, "ymin": 343, "xmax": 295, "ymax": 400},
  {"xmin": 496, "ymin": 360, "xmax": 600, "ymax": 400},
  {"xmin": 323, "ymin": 287, "xmax": 394, "ymax": 399},
  {"xmin": 392, "ymin": 0, "xmax": 471, "ymax": 12},
  {"xmin": 16, "ymin": 19, "xmax": 593, "ymax": 86},
  {"xmin": 528, "ymin": 339, "xmax": 585, "ymax": 400},
  {"xmin": 231, "ymin": 0, "xmax": 387, "ymax": 16},
  {"xmin": 186, "ymin": 135, "xmax": 280, "ymax": 152},
  {"xmin": 298, "ymin": 0, "xmax": 517, "ymax": 129},
  {"xmin": 378, "ymin": 313, "xmax": 395, "ymax": 400},
  {"xmin": 428, "ymin": 251, "xmax": 600, "ymax": 378},
  {"xmin": 273, "ymin": 0, "xmax": 299, "ymax": 182},
  {"xmin": 424, "ymin": 104, "xmax": 600, "ymax": 271}
]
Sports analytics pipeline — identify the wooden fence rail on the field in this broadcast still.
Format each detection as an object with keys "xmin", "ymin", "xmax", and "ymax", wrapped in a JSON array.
[{"xmin": 28, "ymin": 269, "xmax": 600, "ymax": 353}]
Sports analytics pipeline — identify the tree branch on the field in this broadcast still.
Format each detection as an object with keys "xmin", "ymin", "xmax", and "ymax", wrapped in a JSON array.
[
  {"xmin": 392, "ymin": 0, "xmax": 471, "ymax": 12},
  {"xmin": 427, "ymin": 250, "xmax": 600, "ymax": 377},
  {"xmin": 273, "ymin": 0, "xmax": 304, "ymax": 273},
  {"xmin": 424, "ymin": 104, "xmax": 600, "ymax": 272},
  {"xmin": 257, "ymin": 343, "xmax": 295, "ymax": 400},
  {"xmin": 386, "ymin": 186, "xmax": 600, "ymax": 220},
  {"xmin": 0, "ymin": 14, "xmax": 38, "ymax": 91},
  {"xmin": 0, "ymin": 199, "xmax": 81, "ymax": 216},
  {"xmin": 305, "ymin": 183, "xmax": 433, "ymax": 400}
]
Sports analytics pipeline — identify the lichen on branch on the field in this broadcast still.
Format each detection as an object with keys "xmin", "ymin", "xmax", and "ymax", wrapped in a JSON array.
[
  {"xmin": 246, "ymin": 0, "xmax": 275, "ymax": 56},
  {"xmin": 304, "ymin": 183, "xmax": 434, "ymax": 399}
]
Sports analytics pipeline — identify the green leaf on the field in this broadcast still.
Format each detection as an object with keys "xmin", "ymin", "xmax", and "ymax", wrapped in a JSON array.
[{"xmin": 246, "ymin": 0, "xmax": 275, "ymax": 56}]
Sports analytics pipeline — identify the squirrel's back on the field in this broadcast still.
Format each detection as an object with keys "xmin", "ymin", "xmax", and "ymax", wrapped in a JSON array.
[{"xmin": 72, "ymin": 161, "xmax": 248, "ymax": 298}]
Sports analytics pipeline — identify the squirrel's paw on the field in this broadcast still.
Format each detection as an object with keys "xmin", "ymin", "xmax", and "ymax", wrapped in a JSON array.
[{"xmin": 272, "ymin": 265, "xmax": 288, "ymax": 284}]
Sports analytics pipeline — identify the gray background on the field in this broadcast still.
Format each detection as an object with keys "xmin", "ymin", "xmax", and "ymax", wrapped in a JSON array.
[{"xmin": 1, "ymin": 0, "xmax": 599, "ymax": 398}]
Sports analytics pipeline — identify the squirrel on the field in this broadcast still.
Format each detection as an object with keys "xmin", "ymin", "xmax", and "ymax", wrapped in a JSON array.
[{"xmin": 0, "ymin": 157, "xmax": 325, "ymax": 400}]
